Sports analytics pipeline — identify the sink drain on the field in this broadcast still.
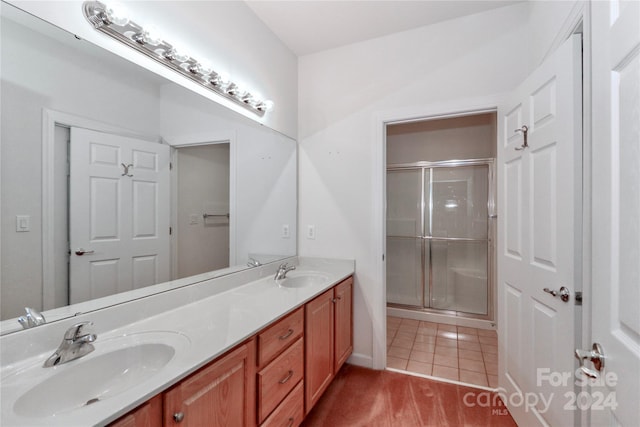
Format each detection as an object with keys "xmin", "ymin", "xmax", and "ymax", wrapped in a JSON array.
[{"xmin": 85, "ymin": 398, "xmax": 100, "ymax": 406}]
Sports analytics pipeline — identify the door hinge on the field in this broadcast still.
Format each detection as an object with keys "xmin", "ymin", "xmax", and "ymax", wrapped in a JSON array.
[
  {"xmin": 575, "ymin": 291, "xmax": 582, "ymax": 306},
  {"xmin": 169, "ymin": 162, "xmax": 173, "ymax": 171},
  {"xmin": 169, "ymin": 226, "xmax": 172, "ymax": 235}
]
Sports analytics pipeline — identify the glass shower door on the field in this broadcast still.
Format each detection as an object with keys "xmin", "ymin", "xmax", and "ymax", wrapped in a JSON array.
[
  {"xmin": 386, "ymin": 169, "xmax": 426, "ymax": 307},
  {"xmin": 428, "ymin": 165, "xmax": 489, "ymax": 315}
]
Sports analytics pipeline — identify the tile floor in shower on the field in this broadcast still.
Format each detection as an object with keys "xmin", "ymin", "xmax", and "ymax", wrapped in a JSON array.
[{"xmin": 386, "ymin": 316, "xmax": 498, "ymax": 388}]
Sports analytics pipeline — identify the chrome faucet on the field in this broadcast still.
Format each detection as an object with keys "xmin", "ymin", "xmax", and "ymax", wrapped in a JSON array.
[
  {"xmin": 247, "ymin": 257, "xmax": 262, "ymax": 267},
  {"xmin": 274, "ymin": 262, "xmax": 296, "ymax": 280},
  {"xmin": 43, "ymin": 321, "xmax": 97, "ymax": 367},
  {"xmin": 17, "ymin": 307, "xmax": 46, "ymax": 329}
]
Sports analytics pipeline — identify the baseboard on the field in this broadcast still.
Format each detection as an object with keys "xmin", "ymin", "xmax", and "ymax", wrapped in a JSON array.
[{"xmin": 347, "ymin": 352, "xmax": 373, "ymax": 368}]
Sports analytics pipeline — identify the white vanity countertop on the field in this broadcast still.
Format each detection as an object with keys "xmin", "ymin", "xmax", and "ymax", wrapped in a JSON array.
[{"xmin": 0, "ymin": 257, "xmax": 354, "ymax": 427}]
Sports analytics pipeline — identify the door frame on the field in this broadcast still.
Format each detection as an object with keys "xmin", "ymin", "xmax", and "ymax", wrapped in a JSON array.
[
  {"xmin": 372, "ymin": 95, "xmax": 504, "ymax": 369},
  {"xmin": 41, "ymin": 108, "xmax": 161, "ymax": 310},
  {"xmin": 165, "ymin": 131, "xmax": 237, "ymax": 278}
]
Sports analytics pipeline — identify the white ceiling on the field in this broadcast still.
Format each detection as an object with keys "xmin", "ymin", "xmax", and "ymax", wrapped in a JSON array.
[{"xmin": 245, "ymin": 1, "xmax": 523, "ymax": 56}]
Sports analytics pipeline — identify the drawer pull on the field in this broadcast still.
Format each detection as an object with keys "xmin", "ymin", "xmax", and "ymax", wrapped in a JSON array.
[
  {"xmin": 279, "ymin": 370, "xmax": 294, "ymax": 384},
  {"xmin": 287, "ymin": 417, "xmax": 294, "ymax": 427},
  {"xmin": 279, "ymin": 328, "xmax": 294, "ymax": 340}
]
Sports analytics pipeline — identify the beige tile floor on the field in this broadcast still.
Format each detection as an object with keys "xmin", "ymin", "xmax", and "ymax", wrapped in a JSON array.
[{"xmin": 386, "ymin": 316, "xmax": 498, "ymax": 388}]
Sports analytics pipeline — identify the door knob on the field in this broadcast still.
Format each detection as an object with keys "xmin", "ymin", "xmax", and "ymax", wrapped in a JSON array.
[
  {"xmin": 74, "ymin": 248, "xmax": 95, "ymax": 256},
  {"xmin": 575, "ymin": 343, "xmax": 605, "ymax": 379},
  {"xmin": 543, "ymin": 286, "xmax": 570, "ymax": 302}
]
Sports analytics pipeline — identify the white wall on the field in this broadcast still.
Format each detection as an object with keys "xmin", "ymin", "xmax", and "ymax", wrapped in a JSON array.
[
  {"xmin": 297, "ymin": 4, "xmax": 531, "ymax": 367},
  {"xmin": 7, "ymin": 0, "xmax": 298, "ymax": 139}
]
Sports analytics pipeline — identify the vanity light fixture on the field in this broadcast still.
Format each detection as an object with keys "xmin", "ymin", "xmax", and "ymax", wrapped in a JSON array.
[{"xmin": 82, "ymin": 1, "xmax": 273, "ymax": 116}]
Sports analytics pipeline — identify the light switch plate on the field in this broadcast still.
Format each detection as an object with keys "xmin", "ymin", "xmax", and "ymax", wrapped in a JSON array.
[{"xmin": 16, "ymin": 215, "xmax": 30, "ymax": 232}]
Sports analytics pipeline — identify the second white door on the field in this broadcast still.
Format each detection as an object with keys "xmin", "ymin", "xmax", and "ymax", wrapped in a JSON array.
[{"xmin": 498, "ymin": 34, "xmax": 581, "ymax": 426}]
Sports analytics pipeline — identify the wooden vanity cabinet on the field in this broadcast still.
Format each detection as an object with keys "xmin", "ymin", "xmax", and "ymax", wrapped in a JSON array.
[
  {"xmin": 109, "ymin": 395, "xmax": 162, "ymax": 427},
  {"xmin": 109, "ymin": 275, "xmax": 353, "ymax": 427},
  {"xmin": 304, "ymin": 276, "xmax": 353, "ymax": 414},
  {"xmin": 163, "ymin": 339, "xmax": 256, "ymax": 427}
]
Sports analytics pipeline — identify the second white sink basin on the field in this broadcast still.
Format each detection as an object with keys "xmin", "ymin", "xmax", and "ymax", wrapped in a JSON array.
[
  {"xmin": 12, "ymin": 331, "xmax": 189, "ymax": 418},
  {"xmin": 278, "ymin": 272, "xmax": 329, "ymax": 288}
]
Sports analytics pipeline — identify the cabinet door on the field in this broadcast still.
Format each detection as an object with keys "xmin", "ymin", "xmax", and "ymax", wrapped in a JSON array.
[
  {"xmin": 333, "ymin": 277, "xmax": 353, "ymax": 373},
  {"xmin": 164, "ymin": 339, "xmax": 256, "ymax": 427},
  {"xmin": 304, "ymin": 288, "xmax": 334, "ymax": 414},
  {"xmin": 109, "ymin": 395, "xmax": 162, "ymax": 427}
]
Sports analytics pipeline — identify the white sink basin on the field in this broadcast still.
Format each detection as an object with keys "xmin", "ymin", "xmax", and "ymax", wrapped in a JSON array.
[
  {"xmin": 278, "ymin": 272, "xmax": 329, "ymax": 288},
  {"xmin": 11, "ymin": 331, "xmax": 189, "ymax": 418}
]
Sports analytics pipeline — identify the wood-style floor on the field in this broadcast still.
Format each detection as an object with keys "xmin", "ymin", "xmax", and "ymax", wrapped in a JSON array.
[{"xmin": 301, "ymin": 364, "xmax": 517, "ymax": 427}]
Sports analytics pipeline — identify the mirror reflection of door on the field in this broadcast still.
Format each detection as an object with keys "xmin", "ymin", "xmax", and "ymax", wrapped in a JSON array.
[
  {"xmin": 69, "ymin": 127, "xmax": 171, "ymax": 304},
  {"xmin": 175, "ymin": 143, "xmax": 230, "ymax": 279}
]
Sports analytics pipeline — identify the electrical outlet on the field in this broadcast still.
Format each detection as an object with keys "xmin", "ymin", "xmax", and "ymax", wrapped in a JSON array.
[
  {"xmin": 307, "ymin": 225, "xmax": 316, "ymax": 240},
  {"xmin": 189, "ymin": 214, "xmax": 199, "ymax": 225},
  {"xmin": 282, "ymin": 224, "xmax": 290, "ymax": 239}
]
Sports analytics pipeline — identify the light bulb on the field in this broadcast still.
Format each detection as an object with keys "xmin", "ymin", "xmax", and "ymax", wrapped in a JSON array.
[
  {"xmin": 104, "ymin": 3, "xmax": 130, "ymax": 26},
  {"xmin": 142, "ymin": 27, "xmax": 163, "ymax": 46},
  {"xmin": 225, "ymin": 83, "xmax": 240, "ymax": 96},
  {"xmin": 260, "ymin": 100, "xmax": 274, "ymax": 112},
  {"xmin": 194, "ymin": 62, "xmax": 213, "ymax": 76},
  {"xmin": 208, "ymin": 74, "xmax": 224, "ymax": 87},
  {"xmin": 163, "ymin": 47, "xmax": 190, "ymax": 63}
]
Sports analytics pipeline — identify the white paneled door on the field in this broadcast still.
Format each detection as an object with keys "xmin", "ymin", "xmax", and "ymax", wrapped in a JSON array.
[
  {"xmin": 498, "ymin": 35, "xmax": 581, "ymax": 426},
  {"xmin": 590, "ymin": 1, "xmax": 640, "ymax": 426},
  {"xmin": 69, "ymin": 128, "xmax": 170, "ymax": 304}
]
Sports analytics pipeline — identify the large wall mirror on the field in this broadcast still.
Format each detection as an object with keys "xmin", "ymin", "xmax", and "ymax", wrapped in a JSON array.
[{"xmin": 0, "ymin": 2, "xmax": 297, "ymax": 334}]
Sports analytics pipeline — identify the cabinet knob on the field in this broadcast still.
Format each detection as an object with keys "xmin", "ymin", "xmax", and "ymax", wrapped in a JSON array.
[{"xmin": 173, "ymin": 412, "xmax": 185, "ymax": 423}]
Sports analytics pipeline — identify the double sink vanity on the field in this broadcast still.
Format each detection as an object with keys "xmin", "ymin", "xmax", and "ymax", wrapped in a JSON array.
[{"xmin": 0, "ymin": 257, "xmax": 354, "ymax": 426}]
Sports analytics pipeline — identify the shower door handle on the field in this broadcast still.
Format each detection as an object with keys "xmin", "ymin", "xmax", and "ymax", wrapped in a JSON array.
[{"xmin": 543, "ymin": 286, "xmax": 570, "ymax": 302}]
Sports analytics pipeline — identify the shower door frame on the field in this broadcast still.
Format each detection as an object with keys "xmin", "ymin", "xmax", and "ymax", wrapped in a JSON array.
[{"xmin": 386, "ymin": 158, "xmax": 496, "ymax": 321}]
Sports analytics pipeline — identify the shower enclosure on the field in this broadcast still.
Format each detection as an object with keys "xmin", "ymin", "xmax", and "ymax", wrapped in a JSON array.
[{"xmin": 386, "ymin": 159, "xmax": 494, "ymax": 318}]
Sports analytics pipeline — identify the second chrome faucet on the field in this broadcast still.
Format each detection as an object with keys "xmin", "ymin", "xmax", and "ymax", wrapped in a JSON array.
[{"xmin": 274, "ymin": 262, "xmax": 296, "ymax": 280}]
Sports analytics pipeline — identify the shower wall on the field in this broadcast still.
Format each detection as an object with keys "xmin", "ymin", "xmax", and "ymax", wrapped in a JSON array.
[{"xmin": 387, "ymin": 113, "xmax": 496, "ymax": 163}]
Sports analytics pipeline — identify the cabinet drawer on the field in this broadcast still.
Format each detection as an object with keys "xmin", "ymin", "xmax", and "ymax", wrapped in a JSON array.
[
  {"xmin": 258, "ymin": 307, "xmax": 304, "ymax": 367},
  {"xmin": 258, "ymin": 338, "xmax": 304, "ymax": 423},
  {"xmin": 260, "ymin": 381, "xmax": 304, "ymax": 427}
]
